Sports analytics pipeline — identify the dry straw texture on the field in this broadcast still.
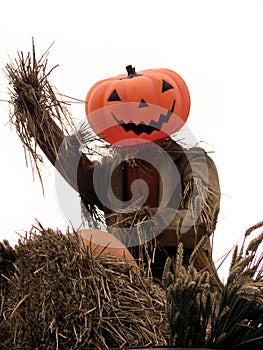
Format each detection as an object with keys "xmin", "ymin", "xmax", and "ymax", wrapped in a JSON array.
[
  {"xmin": 1, "ymin": 223, "xmax": 262, "ymax": 349},
  {"xmin": 163, "ymin": 222, "xmax": 263, "ymax": 349},
  {"xmin": 0, "ymin": 224, "xmax": 168, "ymax": 349},
  {"xmin": 5, "ymin": 39, "xmax": 75, "ymax": 192}
]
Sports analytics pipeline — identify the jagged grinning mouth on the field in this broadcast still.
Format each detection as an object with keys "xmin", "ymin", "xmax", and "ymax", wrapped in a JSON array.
[{"xmin": 111, "ymin": 100, "xmax": 176, "ymax": 136}]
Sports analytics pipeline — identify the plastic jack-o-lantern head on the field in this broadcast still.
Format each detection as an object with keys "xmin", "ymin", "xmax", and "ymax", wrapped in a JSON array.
[{"xmin": 85, "ymin": 65, "xmax": 190, "ymax": 145}]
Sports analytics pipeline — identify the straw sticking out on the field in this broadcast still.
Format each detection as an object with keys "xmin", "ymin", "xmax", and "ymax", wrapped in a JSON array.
[
  {"xmin": 0, "ymin": 223, "xmax": 168, "ymax": 349},
  {"xmin": 5, "ymin": 39, "xmax": 75, "ymax": 192}
]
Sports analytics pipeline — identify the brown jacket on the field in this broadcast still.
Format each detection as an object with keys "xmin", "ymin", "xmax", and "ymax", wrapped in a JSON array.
[{"xmin": 55, "ymin": 134, "xmax": 220, "ymax": 246}]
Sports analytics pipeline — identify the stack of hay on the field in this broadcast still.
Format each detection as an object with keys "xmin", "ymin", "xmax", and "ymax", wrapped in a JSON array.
[
  {"xmin": 0, "ymin": 225, "xmax": 168, "ymax": 349},
  {"xmin": 1, "ymin": 223, "xmax": 263, "ymax": 349}
]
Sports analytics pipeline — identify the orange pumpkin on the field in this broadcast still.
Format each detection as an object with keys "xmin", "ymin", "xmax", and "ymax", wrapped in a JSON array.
[
  {"xmin": 85, "ymin": 66, "xmax": 190, "ymax": 145},
  {"xmin": 79, "ymin": 229, "xmax": 138, "ymax": 269}
]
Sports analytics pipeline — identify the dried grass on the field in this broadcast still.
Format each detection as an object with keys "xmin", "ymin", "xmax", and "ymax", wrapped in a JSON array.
[
  {"xmin": 5, "ymin": 39, "xmax": 75, "ymax": 191},
  {"xmin": 0, "ymin": 224, "xmax": 168, "ymax": 349},
  {"xmin": 1, "ymin": 221, "xmax": 262, "ymax": 349},
  {"xmin": 164, "ymin": 222, "xmax": 263, "ymax": 349}
]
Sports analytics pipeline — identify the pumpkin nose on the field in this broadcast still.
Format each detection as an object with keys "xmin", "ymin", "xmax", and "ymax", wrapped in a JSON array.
[{"xmin": 138, "ymin": 99, "xmax": 149, "ymax": 108}]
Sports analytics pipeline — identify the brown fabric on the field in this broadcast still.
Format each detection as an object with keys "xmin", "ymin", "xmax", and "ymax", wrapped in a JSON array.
[
  {"xmin": 37, "ymin": 127, "xmax": 220, "ymax": 244},
  {"xmin": 124, "ymin": 160, "xmax": 160, "ymax": 207},
  {"xmin": 96, "ymin": 140, "xmax": 220, "ymax": 245}
]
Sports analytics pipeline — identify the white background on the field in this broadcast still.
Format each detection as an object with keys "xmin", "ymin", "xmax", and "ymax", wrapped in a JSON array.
[{"xmin": 1, "ymin": 0, "xmax": 263, "ymax": 281}]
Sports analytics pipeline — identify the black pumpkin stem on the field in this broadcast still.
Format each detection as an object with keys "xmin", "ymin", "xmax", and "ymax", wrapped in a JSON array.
[{"xmin": 126, "ymin": 65, "xmax": 139, "ymax": 78}]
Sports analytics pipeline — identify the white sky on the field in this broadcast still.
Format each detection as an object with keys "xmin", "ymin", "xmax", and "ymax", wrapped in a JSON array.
[{"xmin": 0, "ymin": 0, "xmax": 263, "ymax": 281}]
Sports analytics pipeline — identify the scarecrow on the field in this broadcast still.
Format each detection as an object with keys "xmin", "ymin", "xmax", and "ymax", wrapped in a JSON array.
[{"xmin": 6, "ymin": 48, "xmax": 221, "ymax": 285}]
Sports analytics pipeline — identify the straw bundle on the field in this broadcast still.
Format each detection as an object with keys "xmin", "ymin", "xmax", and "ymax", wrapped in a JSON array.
[
  {"xmin": 0, "ymin": 224, "xmax": 168, "ymax": 349},
  {"xmin": 5, "ymin": 39, "xmax": 75, "ymax": 191},
  {"xmin": 163, "ymin": 222, "xmax": 263, "ymax": 349}
]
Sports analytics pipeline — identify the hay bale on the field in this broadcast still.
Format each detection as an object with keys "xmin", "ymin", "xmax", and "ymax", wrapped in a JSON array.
[{"xmin": 0, "ymin": 224, "xmax": 168, "ymax": 349}]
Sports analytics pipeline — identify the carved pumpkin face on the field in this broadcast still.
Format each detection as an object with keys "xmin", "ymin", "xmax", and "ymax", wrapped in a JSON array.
[{"xmin": 85, "ymin": 66, "xmax": 190, "ymax": 145}]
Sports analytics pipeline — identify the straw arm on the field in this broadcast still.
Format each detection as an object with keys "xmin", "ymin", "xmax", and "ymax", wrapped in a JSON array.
[
  {"xmin": 5, "ymin": 44, "xmax": 102, "ymax": 209},
  {"xmin": 37, "ymin": 116, "xmax": 65, "ymax": 166}
]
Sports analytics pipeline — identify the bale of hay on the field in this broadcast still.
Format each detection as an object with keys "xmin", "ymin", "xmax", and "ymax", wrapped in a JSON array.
[
  {"xmin": 1, "ymin": 225, "xmax": 262, "ymax": 350},
  {"xmin": 0, "ymin": 224, "xmax": 168, "ymax": 349}
]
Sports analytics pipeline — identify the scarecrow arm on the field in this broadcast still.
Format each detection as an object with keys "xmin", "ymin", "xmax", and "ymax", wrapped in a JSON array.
[
  {"xmin": 25, "ymin": 114, "xmax": 102, "ymax": 210},
  {"xmin": 36, "ymin": 118, "xmax": 64, "ymax": 165},
  {"xmin": 6, "ymin": 71, "xmax": 101, "ymax": 208},
  {"xmin": 5, "ymin": 45, "xmax": 102, "ymax": 210}
]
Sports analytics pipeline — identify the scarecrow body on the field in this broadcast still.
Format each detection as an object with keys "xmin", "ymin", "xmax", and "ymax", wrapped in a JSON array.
[
  {"xmin": 65, "ymin": 136, "xmax": 220, "ymax": 280},
  {"xmin": 8, "ymin": 60, "xmax": 221, "ymax": 283}
]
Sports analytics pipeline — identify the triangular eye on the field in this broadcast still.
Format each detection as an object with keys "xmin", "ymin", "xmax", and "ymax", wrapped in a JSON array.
[
  {"xmin": 138, "ymin": 99, "xmax": 149, "ymax": 108},
  {"xmin": 107, "ymin": 89, "xmax": 121, "ymax": 101},
  {"xmin": 162, "ymin": 80, "xmax": 174, "ymax": 93}
]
